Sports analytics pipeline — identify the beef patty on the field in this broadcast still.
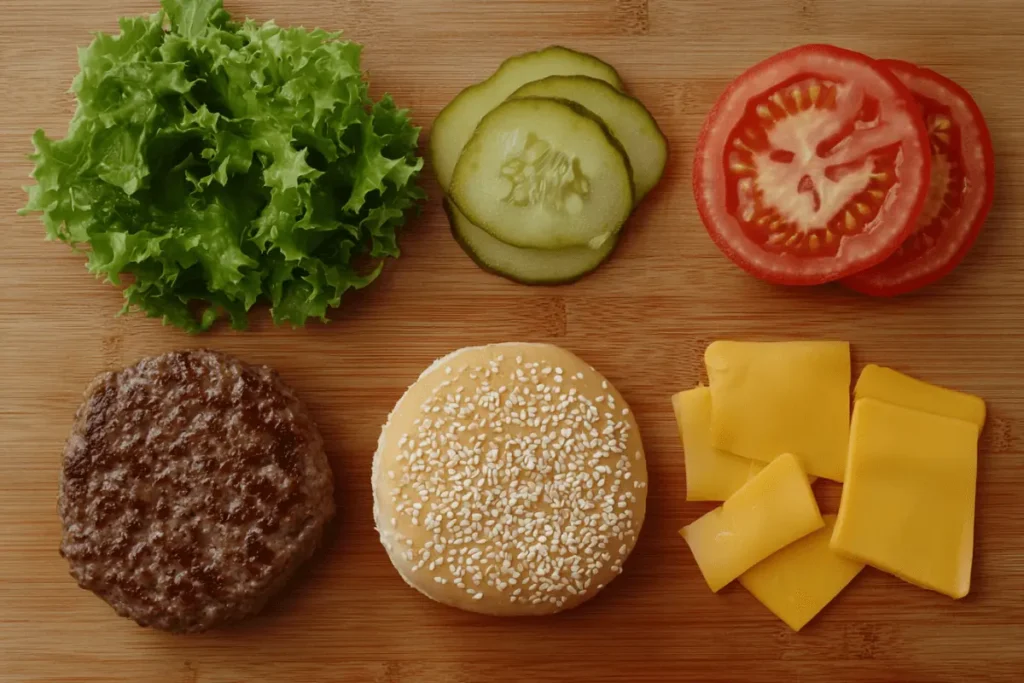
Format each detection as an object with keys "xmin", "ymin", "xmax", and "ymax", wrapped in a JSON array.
[{"xmin": 58, "ymin": 350, "xmax": 335, "ymax": 633}]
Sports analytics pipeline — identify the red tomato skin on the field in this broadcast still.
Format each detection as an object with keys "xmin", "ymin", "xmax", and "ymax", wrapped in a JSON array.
[
  {"xmin": 693, "ymin": 44, "xmax": 932, "ymax": 286},
  {"xmin": 843, "ymin": 60, "xmax": 995, "ymax": 297}
]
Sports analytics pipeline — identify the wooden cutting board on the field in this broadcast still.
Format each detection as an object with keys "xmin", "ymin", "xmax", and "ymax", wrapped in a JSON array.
[{"xmin": 2, "ymin": 1, "xmax": 1023, "ymax": 681}]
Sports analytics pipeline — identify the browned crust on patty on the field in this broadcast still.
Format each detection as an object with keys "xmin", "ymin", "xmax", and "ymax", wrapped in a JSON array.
[{"xmin": 58, "ymin": 350, "xmax": 334, "ymax": 633}]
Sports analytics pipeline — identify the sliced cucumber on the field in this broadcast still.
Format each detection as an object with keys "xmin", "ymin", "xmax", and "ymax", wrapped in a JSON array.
[
  {"xmin": 450, "ymin": 98, "xmax": 633, "ymax": 250},
  {"xmin": 430, "ymin": 46, "xmax": 623, "ymax": 193},
  {"xmin": 510, "ymin": 76, "xmax": 667, "ymax": 202},
  {"xmin": 446, "ymin": 200, "xmax": 616, "ymax": 285}
]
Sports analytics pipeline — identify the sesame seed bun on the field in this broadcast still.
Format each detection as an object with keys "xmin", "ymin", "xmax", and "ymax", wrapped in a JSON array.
[{"xmin": 372, "ymin": 343, "xmax": 647, "ymax": 616}]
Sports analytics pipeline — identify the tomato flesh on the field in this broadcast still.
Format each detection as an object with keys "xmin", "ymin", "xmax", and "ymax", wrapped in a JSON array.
[
  {"xmin": 694, "ymin": 45, "xmax": 931, "ymax": 285},
  {"xmin": 843, "ymin": 60, "xmax": 995, "ymax": 296}
]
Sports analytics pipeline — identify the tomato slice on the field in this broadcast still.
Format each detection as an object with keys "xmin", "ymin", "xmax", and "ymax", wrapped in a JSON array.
[
  {"xmin": 843, "ymin": 60, "xmax": 995, "ymax": 296},
  {"xmin": 693, "ymin": 45, "xmax": 931, "ymax": 285}
]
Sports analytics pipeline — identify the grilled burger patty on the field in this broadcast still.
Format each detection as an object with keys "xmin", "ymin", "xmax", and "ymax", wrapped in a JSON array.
[{"xmin": 58, "ymin": 350, "xmax": 334, "ymax": 633}]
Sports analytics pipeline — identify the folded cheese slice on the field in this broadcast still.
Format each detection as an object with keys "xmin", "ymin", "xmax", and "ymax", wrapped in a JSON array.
[
  {"xmin": 855, "ymin": 364, "xmax": 986, "ymax": 427},
  {"xmin": 739, "ymin": 515, "xmax": 864, "ymax": 631},
  {"xmin": 831, "ymin": 397, "xmax": 980, "ymax": 598},
  {"xmin": 672, "ymin": 386, "xmax": 753, "ymax": 501},
  {"xmin": 705, "ymin": 341, "xmax": 850, "ymax": 482},
  {"xmin": 673, "ymin": 386, "xmax": 816, "ymax": 501},
  {"xmin": 681, "ymin": 452, "xmax": 823, "ymax": 592}
]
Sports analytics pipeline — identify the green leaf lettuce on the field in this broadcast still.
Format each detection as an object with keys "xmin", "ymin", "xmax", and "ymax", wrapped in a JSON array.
[{"xmin": 22, "ymin": 0, "xmax": 424, "ymax": 332}]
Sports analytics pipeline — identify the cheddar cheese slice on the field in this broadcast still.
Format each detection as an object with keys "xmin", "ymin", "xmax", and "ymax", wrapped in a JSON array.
[
  {"xmin": 672, "ymin": 386, "xmax": 752, "ymax": 501},
  {"xmin": 747, "ymin": 459, "xmax": 766, "ymax": 478},
  {"xmin": 855, "ymin": 364, "xmax": 986, "ymax": 427},
  {"xmin": 831, "ymin": 398, "xmax": 980, "ymax": 599},
  {"xmin": 748, "ymin": 459, "xmax": 824, "ymax": 484},
  {"xmin": 739, "ymin": 515, "xmax": 864, "ymax": 631},
  {"xmin": 681, "ymin": 453, "xmax": 823, "ymax": 592},
  {"xmin": 705, "ymin": 341, "xmax": 850, "ymax": 482},
  {"xmin": 670, "ymin": 390, "xmax": 816, "ymax": 502}
]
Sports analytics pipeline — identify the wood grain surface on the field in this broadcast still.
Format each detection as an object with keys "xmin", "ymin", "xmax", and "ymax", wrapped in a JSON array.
[{"xmin": 2, "ymin": 1, "xmax": 1023, "ymax": 681}]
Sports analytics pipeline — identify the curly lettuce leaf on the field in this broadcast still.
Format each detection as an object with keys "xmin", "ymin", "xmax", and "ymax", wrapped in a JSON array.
[{"xmin": 22, "ymin": 0, "xmax": 424, "ymax": 333}]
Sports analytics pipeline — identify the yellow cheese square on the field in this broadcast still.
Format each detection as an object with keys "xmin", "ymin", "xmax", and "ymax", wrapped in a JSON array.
[
  {"xmin": 855, "ymin": 364, "xmax": 986, "ymax": 427},
  {"xmin": 672, "ymin": 386, "xmax": 752, "ymax": 501},
  {"xmin": 739, "ymin": 515, "xmax": 864, "ymax": 631},
  {"xmin": 705, "ymin": 341, "xmax": 851, "ymax": 482},
  {"xmin": 749, "ymin": 459, "xmax": 822, "ymax": 486},
  {"xmin": 831, "ymin": 398, "xmax": 979, "ymax": 598},
  {"xmin": 681, "ymin": 453, "xmax": 823, "ymax": 592},
  {"xmin": 671, "ymin": 390, "xmax": 816, "ymax": 503}
]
